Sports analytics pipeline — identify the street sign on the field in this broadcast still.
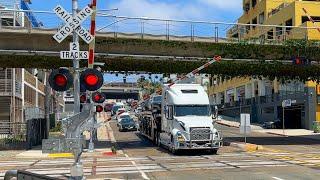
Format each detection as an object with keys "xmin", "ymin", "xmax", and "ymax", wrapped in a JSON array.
[
  {"xmin": 60, "ymin": 51, "xmax": 89, "ymax": 59},
  {"xmin": 282, "ymin": 99, "xmax": 292, "ymax": 107},
  {"xmin": 70, "ymin": 42, "xmax": 80, "ymax": 52},
  {"xmin": 60, "ymin": 43, "xmax": 89, "ymax": 59},
  {"xmin": 53, "ymin": 5, "xmax": 94, "ymax": 44},
  {"xmin": 240, "ymin": 114, "xmax": 251, "ymax": 134}
]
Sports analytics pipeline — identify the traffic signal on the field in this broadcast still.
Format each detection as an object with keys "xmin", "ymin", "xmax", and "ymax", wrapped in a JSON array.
[
  {"xmin": 92, "ymin": 92, "xmax": 106, "ymax": 103},
  {"xmin": 80, "ymin": 69, "xmax": 104, "ymax": 91},
  {"xmin": 48, "ymin": 68, "xmax": 73, "ymax": 92},
  {"xmin": 95, "ymin": 105, "xmax": 104, "ymax": 113},
  {"xmin": 80, "ymin": 94, "xmax": 87, "ymax": 104}
]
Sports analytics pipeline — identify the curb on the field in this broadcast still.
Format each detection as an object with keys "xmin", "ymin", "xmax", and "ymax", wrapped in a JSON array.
[
  {"xmin": 266, "ymin": 132, "xmax": 289, "ymax": 137},
  {"xmin": 216, "ymin": 121, "xmax": 239, "ymax": 128},
  {"xmin": 227, "ymin": 141, "xmax": 263, "ymax": 152}
]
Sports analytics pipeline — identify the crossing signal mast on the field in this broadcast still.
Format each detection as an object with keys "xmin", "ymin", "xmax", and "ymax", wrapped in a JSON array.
[{"xmin": 44, "ymin": 1, "xmax": 103, "ymax": 179}]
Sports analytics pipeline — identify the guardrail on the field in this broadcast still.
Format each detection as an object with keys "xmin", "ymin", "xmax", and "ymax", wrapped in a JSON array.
[{"xmin": 4, "ymin": 170, "xmax": 56, "ymax": 180}]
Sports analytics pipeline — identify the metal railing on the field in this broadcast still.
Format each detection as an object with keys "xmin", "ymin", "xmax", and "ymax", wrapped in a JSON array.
[
  {"xmin": 20, "ymin": 0, "xmax": 41, "ymax": 27},
  {"xmin": 0, "ymin": 118, "xmax": 47, "ymax": 150},
  {"xmin": 0, "ymin": 122, "xmax": 27, "ymax": 150},
  {"xmin": 0, "ymin": 8, "xmax": 319, "ymax": 44}
]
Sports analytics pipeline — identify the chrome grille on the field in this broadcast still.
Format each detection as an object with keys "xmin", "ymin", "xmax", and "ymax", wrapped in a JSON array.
[{"xmin": 190, "ymin": 128, "xmax": 211, "ymax": 141}]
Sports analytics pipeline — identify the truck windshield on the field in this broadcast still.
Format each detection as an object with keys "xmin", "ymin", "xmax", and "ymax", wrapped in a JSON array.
[{"xmin": 174, "ymin": 105, "xmax": 211, "ymax": 116}]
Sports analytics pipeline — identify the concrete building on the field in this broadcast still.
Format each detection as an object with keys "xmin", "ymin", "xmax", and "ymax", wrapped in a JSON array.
[
  {"xmin": 0, "ymin": 1, "xmax": 62, "ymax": 128},
  {"xmin": 228, "ymin": 0, "xmax": 320, "ymax": 41},
  {"xmin": 0, "ymin": 0, "xmax": 42, "ymax": 28},
  {"xmin": 0, "ymin": 68, "xmax": 65, "ymax": 123},
  {"xmin": 210, "ymin": 0, "xmax": 320, "ymax": 130}
]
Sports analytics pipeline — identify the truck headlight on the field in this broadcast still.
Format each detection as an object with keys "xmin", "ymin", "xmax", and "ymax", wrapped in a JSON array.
[
  {"xmin": 214, "ymin": 132, "xmax": 219, "ymax": 138},
  {"xmin": 176, "ymin": 132, "xmax": 185, "ymax": 142}
]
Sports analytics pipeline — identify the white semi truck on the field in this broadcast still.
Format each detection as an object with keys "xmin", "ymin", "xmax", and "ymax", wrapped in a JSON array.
[{"xmin": 138, "ymin": 84, "xmax": 222, "ymax": 154}]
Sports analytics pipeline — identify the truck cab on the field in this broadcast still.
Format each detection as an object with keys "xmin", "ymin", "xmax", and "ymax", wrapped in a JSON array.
[{"xmin": 160, "ymin": 84, "xmax": 222, "ymax": 153}]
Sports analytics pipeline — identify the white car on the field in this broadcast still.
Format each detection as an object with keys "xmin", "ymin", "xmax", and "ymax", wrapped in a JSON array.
[{"xmin": 117, "ymin": 112, "xmax": 131, "ymax": 123}]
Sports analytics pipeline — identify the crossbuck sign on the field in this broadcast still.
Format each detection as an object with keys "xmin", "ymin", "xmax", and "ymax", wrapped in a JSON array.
[{"xmin": 53, "ymin": 5, "xmax": 94, "ymax": 44}]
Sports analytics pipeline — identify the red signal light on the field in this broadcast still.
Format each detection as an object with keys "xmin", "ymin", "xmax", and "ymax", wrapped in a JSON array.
[
  {"xmin": 96, "ymin": 105, "xmax": 103, "ymax": 113},
  {"xmin": 85, "ymin": 74, "xmax": 99, "ymax": 86},
  {"xmin": 80, "ymin": 69, "xmax": 103, "ymax": 91},
  {"xmin": 80, "ymin": 94, "xmax": 87, "ymax": 103},
  {"xmin": 49, "ymin": 68, "xmax": 73, "ymax": 92},
  {"xmin": 92, "ymin": 92, "xmax": 106, "ymax": 103},
  {"xmin": 54, "ymin": 74, "xmax": 67, "ymax": 86}
]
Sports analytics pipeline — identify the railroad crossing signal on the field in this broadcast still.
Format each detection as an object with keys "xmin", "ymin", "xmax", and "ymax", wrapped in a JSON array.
[
  {"xmin": 53, "ymin": 5, "xmax": 94, "ymax": 44},
  {"xmin": 80, "ymin": 69, "xmax": 104, "ymax": 91},
  {"xmin": 92, "ymin": 92, "xmax": 106, "ymax": 103},
  {"xmin": 48, "ymin": 68, "xmax": 73, "ymax": 92}
]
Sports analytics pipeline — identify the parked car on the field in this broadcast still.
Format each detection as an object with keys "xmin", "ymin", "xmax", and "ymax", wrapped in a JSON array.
[
  {"xmin": 111, "ymin": 104, "xmax": 124, "ymax": 116},
  {"xmin": 117, "ymin": 112, "xmax": 131, "ymax": 122},
  {"xmin": 118, "ymin": 118, "xmax": 137, "ymax": 132},
  {"xmin": 135, "ymin": 106, "xmax": 142, "ymax": 115},
  {"xmin": 104, "ymin": 103, "xmax": 114, "ymax": 112},
  {"xmin": 263, "ymin": 119, "xmax": 282, "ymax": 129},
  {"xmin": 116, "ymin": 108, "xmax": 126, "ymax": 119}
]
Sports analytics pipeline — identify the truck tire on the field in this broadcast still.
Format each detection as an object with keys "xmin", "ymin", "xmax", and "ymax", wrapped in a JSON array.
[
  {"xmin": 170, "ymin": 147, "xmax": 179, "ymax": 155},
  {"xmin": 209, "ymin": 149, "xmax": 218, "ymax": 155},
  {"xmin": 156, "ymin": 133, "xmax": 161, "ymax": 147}
]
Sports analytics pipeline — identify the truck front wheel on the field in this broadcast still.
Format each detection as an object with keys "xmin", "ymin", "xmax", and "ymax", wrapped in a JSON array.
[{"xmin": 209, "ymin": 149, "xmax": 218, "ymax": 155}]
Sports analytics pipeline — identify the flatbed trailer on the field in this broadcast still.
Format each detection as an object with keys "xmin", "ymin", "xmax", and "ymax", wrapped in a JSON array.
[{"xmin": 137, "ymin": 110, "xmax": 161, "ymax": 145}]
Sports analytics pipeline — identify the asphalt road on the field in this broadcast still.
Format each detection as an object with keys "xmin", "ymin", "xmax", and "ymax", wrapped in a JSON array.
[{"xmin": 1, "ymin": 117, "xmax": 320, "ymax": 180}]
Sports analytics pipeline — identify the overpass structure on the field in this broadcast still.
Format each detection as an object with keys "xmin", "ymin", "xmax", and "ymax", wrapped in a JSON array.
[
  {"xmin": 100, "ymin": 82, "xmax": 140, "ymax": 100},
  {"xmin": 0, "ymin": 21, "xmax": 320, "ymax": 80}
]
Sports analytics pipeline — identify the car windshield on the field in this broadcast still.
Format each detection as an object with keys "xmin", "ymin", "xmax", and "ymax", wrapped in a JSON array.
[
  {"xmin": 113, "ymin": 106, "xmax": 121, "ymax": 112},
  {"xmin": 175, "ymin": 105, "xmax": 211, "ymax": 116},
  {"xmin": 121, "ymin": 118, "xmax": 134, "ymax": 124},
  {"xmin": 153, "ymin": 96, "xmax": 162, "ymax": 103},
  {"xmin": 120, "ymin": 115, "xmax": 130, "ymax": 119}
]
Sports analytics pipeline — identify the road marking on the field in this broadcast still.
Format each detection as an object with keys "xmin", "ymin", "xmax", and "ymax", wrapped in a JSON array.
[
  {"xmin": 92, "ymin": 157, "xmax": 97, "ymax": 176},
  {"xmin": 272, "ymin": 177, "xmax": 285, "ymax": 180},
  {"xmin": 48, "ymin": 153, "xmax": 74, "ymax": 158},
  {"xmin": 124, "ymin": 153, "xmax": 150, "ymax": 180}
]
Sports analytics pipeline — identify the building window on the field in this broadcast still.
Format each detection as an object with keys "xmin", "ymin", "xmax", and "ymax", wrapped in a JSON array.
[
  {"xmin": 285, "ymin": 19, "xmax": 293, "ymax": 34},
  {"xmin": 259, "ymin": 12, "xmax": 265, "ymax": 24},
  {"xmin": 276, "ymin": 26, "xmax": 283, "ymax": 37},
  {"xmin": 267, "ymin": 29, "xmax": 274, "ymax": 39},
  {"xmin": 252, "ymin": 0, "xmax": 257, "ymax": 8},
  {"xmin": 246, "ymin": 22, "xmax": 250, "ymax": 33},
  {"xmin": 244, "ymin": 3, "xmax": 250, "ymax": 13},
  {"xmin": 252, "ymin": 17, "xmax": 257, "ymax": 30},
  {"xmin": 302, "ymin": 16, "xmax": 320, "ymax": 24}
]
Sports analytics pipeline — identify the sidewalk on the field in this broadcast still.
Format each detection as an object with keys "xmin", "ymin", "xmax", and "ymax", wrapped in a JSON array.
[
  {"xmin": 15, "ymin": 113, "xmax": 121, "ymax": 159},
  {"xmin": 217, "ymin": 119, "xmax": 320, "ymax": 136}
]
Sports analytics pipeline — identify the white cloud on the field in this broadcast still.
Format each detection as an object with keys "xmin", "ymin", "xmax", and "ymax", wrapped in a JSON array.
[
  {"xmin": 110, "ymin": 0, "xmax": 205, "ymax": 20},
  {"xmin": 198, "ymin": 0, "xmax": 242, "ymax": 11}
]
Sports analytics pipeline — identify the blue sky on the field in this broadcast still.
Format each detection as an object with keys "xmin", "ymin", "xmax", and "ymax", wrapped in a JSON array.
[
  {"xmin": 29, "ymin": 0, "xmax": 242, "ymax": 21},
  {"xmin": 28, "ymin": 0, "xmax": 243, "ymax": 36},
  {"xmin": 27, "ymin": 0, "xmax": 242, "ymax": 83}
]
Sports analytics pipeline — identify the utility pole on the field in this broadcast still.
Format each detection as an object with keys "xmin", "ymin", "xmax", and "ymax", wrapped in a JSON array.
[{"xmin": 72, "ymin": 0, "xmax": 80, "ymax": 115}]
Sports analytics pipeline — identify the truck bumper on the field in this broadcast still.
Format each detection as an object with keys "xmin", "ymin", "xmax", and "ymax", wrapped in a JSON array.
[{"xmin": 175, "ymin": 139, "xmax": 222, "ymax": 150}]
